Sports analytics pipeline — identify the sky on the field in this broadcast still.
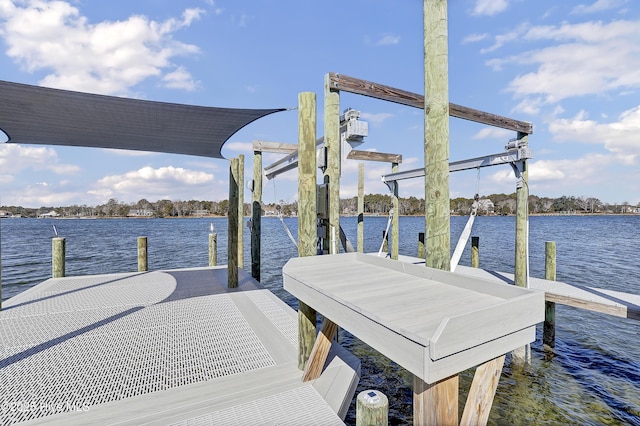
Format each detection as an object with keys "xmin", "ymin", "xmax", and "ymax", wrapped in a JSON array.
[{"xmin": 0, "ymin": 0, "xmax": 639, "ymax": 208}]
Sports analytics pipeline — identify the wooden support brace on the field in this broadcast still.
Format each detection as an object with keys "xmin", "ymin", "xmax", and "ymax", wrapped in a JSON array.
[
  {"xmin": 302, "ymin": 318, "xmax": 338, "ymax": 382},
  {"xmin": 413, "ymin": 374, "xmax": 458, "ymax": 426},
  {"xmin": 460, "ymin": 354, "xmax": 506, "ymax": 426}
]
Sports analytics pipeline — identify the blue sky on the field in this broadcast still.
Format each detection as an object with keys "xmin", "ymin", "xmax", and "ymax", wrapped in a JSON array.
[{"xmin": 0, "ymin": 0, "xmax": 639, "ymax": 208}]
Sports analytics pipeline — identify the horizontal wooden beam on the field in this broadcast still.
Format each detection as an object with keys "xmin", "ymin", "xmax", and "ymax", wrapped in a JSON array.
[
  {"xmin": 252, "ymin": 140, "xmax": 298, "ymax": 154},
  {"xmin": 347, "ymin": 150, "xmax": 402, "ymax": 164},
  {"xmin": 328, "ymin": 72, "xmax": 533, "ymax": 135}
]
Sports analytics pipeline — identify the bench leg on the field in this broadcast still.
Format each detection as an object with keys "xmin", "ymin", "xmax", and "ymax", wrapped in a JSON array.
[{"xmin": 302, "ymin": 317, "xmax": 338, "ymax": 382}]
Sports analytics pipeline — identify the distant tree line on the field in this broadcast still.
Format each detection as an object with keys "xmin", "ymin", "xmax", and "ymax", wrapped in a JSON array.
[{"xmin": 1, "ymin": 194, "xmax": 638, "ymax": 218}]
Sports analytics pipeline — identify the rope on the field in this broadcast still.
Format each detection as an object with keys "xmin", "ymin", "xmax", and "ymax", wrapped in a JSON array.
[{"xmin": 272, "ymin": 178, "xmax": 298, "ymax": 249}]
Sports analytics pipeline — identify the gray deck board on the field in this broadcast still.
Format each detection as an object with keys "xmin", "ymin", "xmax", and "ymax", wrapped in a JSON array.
[{"xmin": 0, "ymin": 267, "xmax": 359, "ymax": 425}]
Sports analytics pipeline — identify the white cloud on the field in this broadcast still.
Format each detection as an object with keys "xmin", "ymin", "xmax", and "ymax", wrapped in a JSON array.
[
  {"xmin": 162, "ymin": 66, "xmax": 199, "ymax": 91},
  {"xmin": 93, "ymin": 165, "xmax": 216, "ymax": 202},
  {"xmin": 462, "ymin": 33, "xmax": 488, "ymax": 44},
  {"xmin": 487, "ymin": 19, "xmax": 640, "ymax": 104},
  {"xmin": 377, "ymin": 34, "xmax": 400, "ymax": 46},
  {"xmin": 0, "ymin": 144, "xmax": 80, "ymax": 174},
  {"xmin": 472, "ymin": 127, "xmax": 513, "ymax": 140},
  {"xmin": 548, "ymin": 105, "xmax": 640, "ymax": 164},
  {"xmin": 0, "ymin": 1, "xmax": 203, "ymax": 95},
  {"xmin": 571, "ymin": 0, "xmax": 628, "ymax": 15},
  {"xmin": 360, "ymin": 112, "xmax": 394, "ymax": 127},
  {"xmin": 471, "ymin": 0, "xmax": 509, "ymax": 16},
  {"xmin": 224, "ymin": 141, "xmax": 253, "ymax": 152}
]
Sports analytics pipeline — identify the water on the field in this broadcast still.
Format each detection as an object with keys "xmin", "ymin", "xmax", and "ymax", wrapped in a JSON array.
[{"xmin": 1, "ymin": 215, "xmax": 639, "ymax": 425}]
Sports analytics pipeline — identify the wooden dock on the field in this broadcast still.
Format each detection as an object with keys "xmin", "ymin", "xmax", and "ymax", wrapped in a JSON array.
[
  {"xmin": 393, "ymin": 254, "xmax": 640, "ymax": 321},
  {"xmin": 0, "ymin": 267, "xmax": 359, "ymax": 425}
]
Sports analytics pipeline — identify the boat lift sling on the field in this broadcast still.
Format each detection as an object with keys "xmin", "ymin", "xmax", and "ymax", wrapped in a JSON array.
[{"xmin": 381, "ymin": 137, "xmax": 533, "ymax": 271}]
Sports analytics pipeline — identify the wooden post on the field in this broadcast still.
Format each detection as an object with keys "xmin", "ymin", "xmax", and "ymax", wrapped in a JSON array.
[
  {"xmin": 137, "ymin": 236, "xmax": 148, "ymax": 272},
  {"xmin": 414, "ymin": 375, "xmax": 458, "ymax": 426},
  {"xmin": 297, "ymin": 92, "xmax": 317, "ymax": 370},
  {"xmin": 419, "ymin": 1, "xmax": 456, "ymax": 424},
  {"xmin": 358, "ymin": 163, "xmax": 364, "ymax": 253},
  {"xmin": 251, "ymin": 150, "xmax": 262, "ymax": 280},
  {"xmin": 209, "ymin": 232, "xmax": 217, "ymax": 266},
  {"xmin": 418, "ymin": 232, "xmax": 425, "ymax": 259},
  {"xmin": 238, "ymin": 153, "xmax": 245, "ymax": 269},
  {"xmin": 460, "ymin": 354, "xmax": 506, "ymax": 425},
  {"xmin": 391, "ymin": 162, "xmax": 399, "ymax": 260},
  {"xmin": 52, "ymin": 237, "xmax": 66, "ymax": 278},
  {"xmin": 424, "ymin": 0, "xmax": 451, "ymax": 271},
  {"xmin": 471, "ymin": 236, "xmax": 479, "ymax": 268},
  {"xmin": 324, "ymin": 73, "xmax": 341, "ymax": 255},
  {"xmin": 356, "ymin": 390, "xmax": 389, "ymax": 426},
  {"xmin": 228, "ymin": 157, "xmax": 239, "ymax": 288},
  {"xmin": 544, "ymin": 241, "xmax": 557, "ymax": 350},
  {"xmin": 513, "ymin": 133, "xmax": 530, "ymax": 365}
]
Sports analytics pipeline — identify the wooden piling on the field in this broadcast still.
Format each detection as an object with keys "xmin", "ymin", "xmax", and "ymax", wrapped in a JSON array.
[
  {"xmin": 513, "ymin": 133, "xmax": 530, "ymax": 365},
  {"xmin": 209, "ymin": 233, "xmax": 217, "ymax": 267},
  {"xmin": 228, "ymin": 157, "xmax": 239, "ymax": 288},
  {"xmin": 414, "ymin": 374, "xmax": 458, "ymax": 426},
  {"xmin": 418, "ymin": 232, "xmax": 425, "ymax": 259},
  {"xmin": 423, "ymin": 0, "xmax": 451, "ymax": 271},
  {"xmin": 544, "ymin": 241, "xmax": 557, "ymax": 350},
  {"xmin": 297, "ymin": 92, "xmax": 317, "ymax": 370},
  {"xmin": 251, "ymin": 150, "xmax": 262, "ymax": 280},
  {"xmin": 302, "ymin": 317, "xmax": 338, "ymax": 382},
  {"xmin": 356, "ymin": 390, "xmax": 389, "ymax": 426},
  {"xmin": 460, "ymin": 354, "xmax": 506, "ymax": 425},
  {"xmin": 137, "ymin": 236, "xmax": 148, "ymax": 272},
  {"xmin": 238, "ymin": 154, "xmax": 245, "ymax": 269},
  {"xmin": 419, "ymin": 1, "xmax": 456, "ymax": 424},
  {"xmin": 391, "ymin": 162, "xmax": 399, "ymax": 260},
  {"xmin": 358, "ymin": 163, "xmax": 364, "ymax": 253},
  {"xmin": 471, "ymin": 236, "xmax": 479, "ymax": 268},
  {"xmin": 52, "ymin": 237, "xmax": 66, "ymax": 278},
  {"xmin": 324, "ymin": 73, "xmax": 341, "ymax": 255}
]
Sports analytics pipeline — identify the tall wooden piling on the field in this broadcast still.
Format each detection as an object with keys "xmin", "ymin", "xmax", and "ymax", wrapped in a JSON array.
[
  {"xmin": 357, "ymin": 163, "xmax": 364, "ymax": 253},
  {"xmin": 419, "ymin": 1, "xmax": 456, "ymax": 424},
  {"xmin": 52, "ymin": 237, "xmax": 66, "ymax": 278},
  {"xmin": 324, "ymin": 73, "xmax": 341, "ymax": 255},
  {"xmin": 251, "ymin": 150, "xmax": 262, "ymax": 280},
  {"xmin": 238, "ymin": 154, "xmax": 245, "ymax": 269},
  {"xmin": 297, "ymin": 92, "xmax": 318, "ymax": 370},
  {"xmin": 471, "ymin": 236, "xmax": 479, "ymax": 268},
  {"xmin": 424, "ymin": 0, "xmax": 451, "ymax": 272},
  {"xmin": 544, "ymin": 241, "xmax": 557, "ymax": 350},
  {"xmin": 391, "ymin": 162, "xmax": 399, "ymax": 260},
  {"xmin": 228, "ymin": 157, "xmax": 240, "ymax": 288},
  {"xmin": 209, "ymin": 232, "xmax": 217, "ymax": 267},
  {"xmin": 513, "ymin": 133, "xmax": 530, "ymax": 364},
  {"xmin": 137, "ymin": 236, "xmax": 148, "ymax": 272}
]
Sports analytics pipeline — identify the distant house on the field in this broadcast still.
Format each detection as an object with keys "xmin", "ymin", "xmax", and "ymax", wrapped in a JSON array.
[
  {"xmin": 194, "ymin": 209, "xmax": 210, "ymax": 217},
  {"xmin": 0, "ymin": 210, "xmax": 10, "ymax": 218},
  {"xmin": 38, "ymin": 210, "xmax": 60, "ymax": 218},
  {"xmin": 477, "ymin": 199, "xmax": 495, "ymax": 215},
  {"xmin": 128, "ymin": 209, "xmax": 154, "ymax": 217}
]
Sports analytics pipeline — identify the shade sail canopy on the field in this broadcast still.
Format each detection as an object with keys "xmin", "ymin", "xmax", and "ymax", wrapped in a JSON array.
[{"xmin": 0, "ymin": 80, "xmax": 285, "ymax": 159}]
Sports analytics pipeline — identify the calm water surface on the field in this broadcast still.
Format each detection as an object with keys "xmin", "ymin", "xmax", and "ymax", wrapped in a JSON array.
[{"xmin": 1, "ymin": 215, "xmax": 639, "ymax": 425}]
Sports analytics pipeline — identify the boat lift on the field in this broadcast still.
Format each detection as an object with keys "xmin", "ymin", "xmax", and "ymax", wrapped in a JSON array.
[{"xmin": 381, "ymin": 137, "xmax": 532, "ymax": 193}]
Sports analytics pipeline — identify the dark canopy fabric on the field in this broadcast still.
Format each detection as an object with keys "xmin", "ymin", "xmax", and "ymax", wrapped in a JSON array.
[{"xmin": 0, "ymin": 80, "xmax": 285, "ymax": 159}]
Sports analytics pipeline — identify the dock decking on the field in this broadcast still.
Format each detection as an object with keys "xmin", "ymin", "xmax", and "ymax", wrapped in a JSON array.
[{"xmin": 0, "ymin": 267, "xmax": 359, "ymax": 425}]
